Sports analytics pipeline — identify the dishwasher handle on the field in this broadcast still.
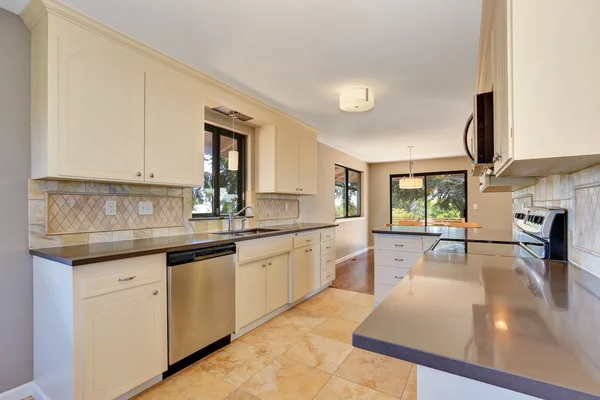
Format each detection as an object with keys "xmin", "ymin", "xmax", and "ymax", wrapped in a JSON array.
[{"xmin": 167, "ymin": 244, "xmax": 236, "ymax": 266}]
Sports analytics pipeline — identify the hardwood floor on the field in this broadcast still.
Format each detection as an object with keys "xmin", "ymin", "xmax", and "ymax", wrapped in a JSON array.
[{"xmin": 331, "ymin": 250, "xmax": 374, "ymax": 295}]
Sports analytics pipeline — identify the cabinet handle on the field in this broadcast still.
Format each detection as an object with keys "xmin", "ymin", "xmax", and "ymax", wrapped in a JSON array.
[
  {"xmin": 262, "ymin": 264, "xmax": 266, "ymax": 268},
  {"xmin": 305, "ymin": 249, "xmax": 309, "ymax": 253},
  {"xmin": 300, "ymin": 188, "xmax": 303, "ymax": 191},
  {"xmin": 152, "ymin": 289, "xmax": 159, "ymax": 295},
  {"xmin": 394, "ymin": 258, "xmax": 404, "ymax": 262},
  {"xmin": 394, "ymin": 276, "xmax": 402, "ymax": 279},
  {"xmin": 326, "ymin": 274, "xmax": 331, "ymax": 278},
  {"xmin": 306, "ymin": 239, "xmax": 311, "ymax": 242},
  {"xmin": 118, "ymin": 276, "xmax": 136, "ymax": 282},
  {"xmin": 268, "ymin": 262, "xmax": 272, "ymax": 266},
  {"xmin": 136, "ymin": 172, "xmax": 142, "ymax": 177},
  {"xmin": 326, "ymin": 260, "xmax": 331, "ymax": 263},
  {"xmin": 149, "ymin": 173, "xmax": 155, "ymax": 178},
  {"xmin": 326, "ymin": 246, "xmax": 331, "ymax": 249},
  {"xmin": 309, "ymin": 248, "xmax": 313, "ymax": 252},
  {"xmin": 394, "ymin": 244, "xmax": 404, "ymax": 247}
]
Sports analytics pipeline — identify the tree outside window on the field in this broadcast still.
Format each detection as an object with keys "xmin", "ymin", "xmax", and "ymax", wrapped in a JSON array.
[{"xmin": 335, "ymin": 164, "xmax": 362, "ymax": 219}]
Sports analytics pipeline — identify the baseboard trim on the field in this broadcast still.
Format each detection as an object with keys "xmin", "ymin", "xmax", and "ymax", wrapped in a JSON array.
[
  {"xmin": 335, "ymin": 247, "xmax": 370, "ymax": 264},
  {"xmin": 0, "ymin": 382, "xmax": 50, "ymax": 400}
]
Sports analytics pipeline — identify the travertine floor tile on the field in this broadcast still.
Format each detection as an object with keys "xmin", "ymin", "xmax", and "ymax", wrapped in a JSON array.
[
  {"xmin": 135, "ymin": 368, "xmax": 235, "ymax": 400},
  {"xmin": 349, "ymin": 293, "xmax": 375, "ymax": 309},
  {"xmin": 401, "ymin": 364, "xmax": 417, "ymax": 400},
  {"xmin": 269, "ymin": 307, "xmax": 329, "ymax": 333},
  {"xmin": 295, "ymin": 295, "xmax": 347, "ymax": 316},
  {"xmin": 283, "ymin": 333, "xmax": 353, "ymax": 373},
  {"xmin": 335, "ymin": 348, "xmax": 413, "ymax": 397},
  {"xmin": 241, "ymin": 356, "xmax": 330, "ymax": 399},
  {"xmin": 314, "ymin": 288, "xmax": 360, "ymax": 302},
  {"xmin": 311, "ymin": 316, "xmax": 360, "ymax": 344},
  {"xmin": 314, "ymin": 376, "xmax": 397, "ymax": 400},
  {"xmin": 334, "ymin": 303, "xmax": 374, "ymax": 323},
  {"xmin": 224, "ymin": 388, "xmax": 261, "ymax": 400},
  {"xmin": 239, "ymin": 319, "xmax": 306, "ymax": 356},
  {"xmin": 198, "ymin": 340, "xmax": 276, "ymax": 387}
]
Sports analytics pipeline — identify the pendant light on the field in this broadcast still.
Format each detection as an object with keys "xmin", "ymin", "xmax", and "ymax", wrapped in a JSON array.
[
  {"xmin": 228, "ymin": 111, "xmax": 239, "ymax": 171},
  {"xmin": 399, "ymin": 146, "xmax": 423, "ymax": 189}
]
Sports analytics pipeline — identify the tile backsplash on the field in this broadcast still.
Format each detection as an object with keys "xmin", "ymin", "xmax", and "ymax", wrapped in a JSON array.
[
  {"xmin": 29, "ymin": 180, "xmax": 302, "ymax": 249},
  {"xmin": 513, "ymin": 164, "xmax": 600, "ymax": 277}
]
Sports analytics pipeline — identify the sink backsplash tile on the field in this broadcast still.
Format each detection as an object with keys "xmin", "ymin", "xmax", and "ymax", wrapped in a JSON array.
[{"xmin": 513, "ymin": 164, "xmax": 600, "ymax": 277}]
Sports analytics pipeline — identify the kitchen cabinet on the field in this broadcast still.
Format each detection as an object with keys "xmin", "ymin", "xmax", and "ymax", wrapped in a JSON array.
[
  {"xmin": 293, "ymin": 246, "xmax": 309, "ymax": 302},
  {"xmin": 33, "ymin": 254, "xmax": 167, "ymax": 400},
  {"xmin": 237, "ymin": 259, "xmax": 268, "ymax": 328},
  {"xmin": 29, "ymin": 12, "xmax": 204, "ymax": 186},
  {"xmin": 293, "ymin": 232, "xmax": 329, "ymax": 300},
  {"xmin": 477, "ymin": 0, "xmax": 600, "ymax": 177},
  {"xmin": 266, "ymin": 253, "xmax": 290, "ymax": 313},
  {"xmin": 255, "ymin": 124, "xmax": 318, "ymax": 195}
]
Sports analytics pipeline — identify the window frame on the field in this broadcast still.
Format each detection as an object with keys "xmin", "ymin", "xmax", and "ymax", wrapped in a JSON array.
[
  {"xmin": 192, "ymin": 123, "xmax": 246, "ymax": 218},
  {"xmin": 389, "ymin": 170, "xmax": 468, "ymax": 226},
  {"xmin": 335, "ymin": 164, "xmax": 362, "ymax": 219}
]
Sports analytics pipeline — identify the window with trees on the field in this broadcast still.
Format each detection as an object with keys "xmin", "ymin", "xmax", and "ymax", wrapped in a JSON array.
[
  {"xmin": 390, "ymin": 171, "xmax": 467, "ymax": 225},
  {"xmin": 335, "ymin": 164, "xmax": 361, "ymax": 219},
  {"xmin": 192, "ymin": 124, "xmax": 245, "ymax": 217}
]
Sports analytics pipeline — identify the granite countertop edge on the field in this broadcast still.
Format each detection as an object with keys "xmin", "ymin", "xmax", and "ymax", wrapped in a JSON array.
[
  {"xmin": 29, "ymin": 223, "xmax": 338, "ymax": 266},
  {"xmin": 352, "ymin": 333, "xmax": 598, "ymax": 400}
]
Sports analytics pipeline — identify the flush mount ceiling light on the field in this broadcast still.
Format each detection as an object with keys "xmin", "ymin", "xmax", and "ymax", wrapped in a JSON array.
[
  {"xmin": 339, "ymin": 87, "xmax": 375, "ymax": 112},
  {"xmin": 400, "ymin": 146, "xmax": 423, "ymax": 189}
]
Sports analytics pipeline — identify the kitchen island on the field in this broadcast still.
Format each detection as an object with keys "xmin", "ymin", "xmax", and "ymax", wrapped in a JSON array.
[{"xmin": 353, "ymin": 252, "xmax": 600, "ymax": 400}]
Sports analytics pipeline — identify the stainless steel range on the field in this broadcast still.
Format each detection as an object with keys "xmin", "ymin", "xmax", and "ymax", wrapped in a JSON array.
[{"xmin": 432, "ymin": 207, "xmax": 567, "ymax": 260}]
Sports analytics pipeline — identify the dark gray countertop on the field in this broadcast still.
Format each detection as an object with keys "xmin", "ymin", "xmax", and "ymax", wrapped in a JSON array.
[
  {"xmin": 353, "ymin": 252, "xmax": 600, "ymax": 400},
  {"xmin": 372, "ymin": 225, "xmax": 525, "ymax": 243},
  {"xmin": 29, "ymin": 223, "xmax": 337, "ymax": 266}
]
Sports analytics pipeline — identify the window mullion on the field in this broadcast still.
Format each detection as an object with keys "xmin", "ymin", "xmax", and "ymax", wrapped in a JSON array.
[{"xmin": 213, "ymin": 131, "xmax": 221, "ymax": 216}]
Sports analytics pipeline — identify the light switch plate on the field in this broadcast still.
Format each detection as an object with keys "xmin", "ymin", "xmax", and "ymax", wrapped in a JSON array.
[
  {"xmin": 139, "ymin": 201, "xmax": 153, "ymax": 216},
  {"xmin": 105, "ymin": 200, "xmax": 117, "ymax": 216}
]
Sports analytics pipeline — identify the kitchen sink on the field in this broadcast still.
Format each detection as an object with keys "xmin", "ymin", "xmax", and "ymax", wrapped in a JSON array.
[{"xmin": 210, "ymin": 228, "xmax": 281, "ymax": 236}]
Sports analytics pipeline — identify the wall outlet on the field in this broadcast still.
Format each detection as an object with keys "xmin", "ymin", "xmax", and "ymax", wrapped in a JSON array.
[
  {"xmin": 284, "ymin": 202, "xmax": 289, "ymax": 212},
  {"xmin": 105, "ymin": 200, "xmax": 117, "ymax": 216},
  {"xmin": 139, "ymin": 201, "xmax": 153, "ymax": 216},
  {"xmin": 473, "ymin": 203, "xmax": 478, "ymax": 210}
]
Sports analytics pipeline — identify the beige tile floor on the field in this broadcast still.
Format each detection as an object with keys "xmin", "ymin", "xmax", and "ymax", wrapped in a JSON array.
[{"xmin": 135, "ymin": 288, "xmax": 416, "ymax": 400}]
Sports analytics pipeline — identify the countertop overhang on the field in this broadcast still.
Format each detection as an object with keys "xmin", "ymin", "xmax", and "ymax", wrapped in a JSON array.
[
  {"xmin": 372, "ymin": 225, "xmax": 525, "ymax": 243},
  {"xmin": 30, "ymin": 223, "xmax": 338, "ymax": 266},
  {"xmin": 353, "ymin": 252, "xmax": 600, "ymax": 400}
]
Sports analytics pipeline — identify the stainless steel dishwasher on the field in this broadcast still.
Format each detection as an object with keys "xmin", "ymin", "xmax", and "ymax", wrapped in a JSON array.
[{"xmin": 167, "ymin": 243, "xmax": 236, "ymax": 366}]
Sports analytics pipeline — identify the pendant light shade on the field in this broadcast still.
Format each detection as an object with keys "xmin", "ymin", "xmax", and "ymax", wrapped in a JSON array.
[
  {"xmin": 228, "ymin": 150, "xmax": 239, "ymax": 171},
  {"xmin": 400, "ymin": 146, "xmax": 423, "ymax": 189}
]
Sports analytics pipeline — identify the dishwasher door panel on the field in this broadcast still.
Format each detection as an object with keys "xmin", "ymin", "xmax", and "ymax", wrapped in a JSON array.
[{"xmin": 168, "ymin": 254, "xmax": 235, "ymax": 365}]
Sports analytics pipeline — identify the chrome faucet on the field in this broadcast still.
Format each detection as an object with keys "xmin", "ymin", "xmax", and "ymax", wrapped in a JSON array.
[{"xmin": 228, "ymin": 205, "xmax": 254, "ymax": 231}]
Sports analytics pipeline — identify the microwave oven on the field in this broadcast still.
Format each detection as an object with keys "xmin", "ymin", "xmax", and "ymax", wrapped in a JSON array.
[{"xmin": 464, "ymin": 91, "xmax": 494, "ymax": 175}]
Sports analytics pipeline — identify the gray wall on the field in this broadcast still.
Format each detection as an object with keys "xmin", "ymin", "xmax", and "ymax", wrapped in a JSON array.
[{"xmin": 0, "ymin": 8, "xmax": 33, "ymax": 392}]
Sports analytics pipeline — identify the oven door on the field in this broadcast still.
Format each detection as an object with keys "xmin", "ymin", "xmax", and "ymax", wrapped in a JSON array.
[{"xmin": 519, "ymin": 232, "xmax": 548, "ymax": 259}]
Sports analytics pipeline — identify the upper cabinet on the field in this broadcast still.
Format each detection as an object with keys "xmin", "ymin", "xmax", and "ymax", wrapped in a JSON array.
[
  {"xmin": 477, "ymin": 0, "xmax": 600, "ymax": 177},
  {"xmin": 255, "ymin": 124, "xmax": 318, "ymax": 195},
  {"xmin": 30, "ymin": 12, "xmax": 204, "ymax": 186}
]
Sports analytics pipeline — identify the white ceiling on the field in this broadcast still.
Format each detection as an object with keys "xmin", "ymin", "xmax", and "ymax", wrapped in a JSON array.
[{"xmin": 3, "ymin": 0, "xmax": 482, "ymax": 163}]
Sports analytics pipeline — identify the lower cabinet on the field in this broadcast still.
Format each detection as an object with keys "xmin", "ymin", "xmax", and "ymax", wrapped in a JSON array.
[
  {"xmin": 237, "ymin": 253, "xmax": 290, "ymax": 329},
  {"xmin": 292, "ymin": 243, "xmax": 320, "ymax": 301}
]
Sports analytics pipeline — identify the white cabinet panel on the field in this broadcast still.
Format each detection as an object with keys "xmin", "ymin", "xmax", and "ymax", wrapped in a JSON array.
[
  {"xmin": 145, "ymin": 65, "xmax": 204, "ymax": 186},
  {"xmin": 82, "ymin": 282, "xmax": 166, "ymax": 400},
  {"xmin": 293, "ymin": 247, "xmax": 309, "ymax": 301},
  {"xmin": 275, "ymin": 128, "xmax": 300, "ymax": 194},
  {"xmin": 320, "ymin": 267, "xmax": 335, "ymax": 286},
  {"xmin": 266, "ymin": 253, "xmax": 289, "ymax": 313},
  {"xmin": 237, "ymin": 259, "xmax": 267, "ymax": 328},
  {"xmin": 298, "ymin": 132, "xmax": 317, "ymax": 195},
  {"xmin": 56, "ymin": 33, "xmax": 145, "ymax": 182},
  {"xmin": 307, "ymin": 243, "xmax": 321, "ymax": 293}
]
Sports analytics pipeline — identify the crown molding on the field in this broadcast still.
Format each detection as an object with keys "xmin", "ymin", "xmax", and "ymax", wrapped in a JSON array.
[{"xmin": 19, "ymin": 0, "xmax": 319, "ymax": 136}]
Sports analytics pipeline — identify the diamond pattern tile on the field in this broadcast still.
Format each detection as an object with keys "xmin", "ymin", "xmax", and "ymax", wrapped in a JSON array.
[
  {"xmin": 47, "ymin": 193, "xmax": 183, "ymax": 234},
  {"xmin": 256, "ymin": 198, "xmax": 299, "ymax": 221}
]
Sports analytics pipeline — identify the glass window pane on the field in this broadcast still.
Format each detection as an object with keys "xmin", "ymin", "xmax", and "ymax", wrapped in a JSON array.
[
  {"xmin": 391, "ymin": 176, "xmax": 425, "ymax": 224},
  {"xmin": 425, "ymin": 173, "xmax": 466, "ymax": 224},
  {"xmin": 219, "ymin": 134, "xmax": 240, "ymax": 214},
  {"xmin": 192, "ymin": 130, "xmax": 214, "ymax": 214},
  {"xmin": 348, "ymin": 170, "xmax": 361, "ymax": 217},
  {"xmin": 334, "ymin": 165, "xmax": 346, "ymax": 218}
]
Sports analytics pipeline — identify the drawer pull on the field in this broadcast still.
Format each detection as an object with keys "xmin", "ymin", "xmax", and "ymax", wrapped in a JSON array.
[
  {"xmin": 394, "ymin": 275, "xmax": 402, "ymax": 279},
  {"xmin": 326, "ymin": 260, "xmax": 331, "ymax": 263},
  {"xmin": 326, "ymin": 246, "xmax": 332, "ymax": 249},
  {"xmin": 394, "ymin": 258, "xmax": 404, "ymax": 262},
  {"xmin": 394, "ymin": 244, "xmax": 404, "ymax": 247},
  {"xmin": 327, "ymin": 274, "xmax": 332, "ymax": 278},
  {"xmin": 152, "ymin": 289, "xmax": 159, "ymax": 296},
  {"xmin": 306, "ymin": 239, "xmax": 311, "ymax": 242},
  {"xmin": 118, "ymin": 276, "xmax": 136, "ymax": 282}
]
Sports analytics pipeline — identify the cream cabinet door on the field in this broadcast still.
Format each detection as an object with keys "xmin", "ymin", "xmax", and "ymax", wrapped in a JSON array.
[
  {"xmin": 56, "ymin": 34, "xmax": 145, "ymax": 182},
  {"xmin": 237, "ymin": 259, "xmax": 267, "ymax": 328},
  {"xmin": 266, "ymin": 253, "xmax": 289, "ymax": 313},
  {"xmin": 275, "ymin": 128, "xmax": 300, "ymax": 194},
  {"xmin": 297, "ymin": 132, "xmax": 317, "ymax": 195},
  {"xmin": 293, "ymin": 247, "xmax": 308, "ymax": 301},
  {"xmin": 145, "ymin": 65, "xmax": 204, "ymax": 186},
  {"xmin": 82, "ymin": 282, "xmax": 166, "ymax": 400},
  {"xmin": 307, "ymin": 244, "xmax": 321, "ymax": 293}
]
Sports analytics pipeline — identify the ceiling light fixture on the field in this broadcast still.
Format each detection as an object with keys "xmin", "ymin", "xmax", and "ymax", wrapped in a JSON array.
[
  {"xmin": 400, "ymin": 146, "xmax": 423, "ymax": 189},
  {"xmin": 339, "ymin": 87, "xmax": 374, "ymax": 112},
  {"xmin": 228, "ymin": 111, "xmax": 239, "ymax": 171}
]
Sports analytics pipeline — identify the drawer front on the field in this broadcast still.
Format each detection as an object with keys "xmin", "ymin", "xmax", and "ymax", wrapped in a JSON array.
[
  {"xmin": 77, "ymin": 254, "xmax": 165, "ymax": 299},
  {"xmin": 320, "ymin": 240, "xmax": 335, "ymax": 255},
  {"xmin": 321, "ymin": 254, "xmax": 335, "ymax": 270},
  {"xmin": 374, "ymin": 283, "xmax": 395, "ymax": 307},
  {"xmin": 321, "ymin": 230, "xmax": 335, "ymax": 241},
  {"xmin": 293, "ymin": 233, "xmax": 321, "ymax": 248},
  {"xmin": 375, "ymin": 250, "xmax": 421, "ymax": 268},
  {"xmin": 237, "ymin": 236, "xmax": 293, "ymax": 263},
  {"xmin": 375, "ymin": 265, "xmax": 411, "ymax": 285},
  {"xmin": 320, "ymin": 266, "xmax": 336, "ymax": 286},
  {"xmin": 375, "ymin": 235, "xmax": 423, "ymax": 253}
]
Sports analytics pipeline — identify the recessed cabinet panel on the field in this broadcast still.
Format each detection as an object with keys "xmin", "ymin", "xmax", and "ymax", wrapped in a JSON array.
[
  {"xmin": 266, "ymin": 253, "xmax": 289, "ymax": 313},
  {"xmin": 56, "ymin": 34, "xmax": 145, "ymax": 182},
  {"xmin": 275, "ymin": 128, "xmax": 300, "ymax": 194},
  {"xmin": 237, "ymin": 259, "xmax": 267, "ymax": 328},
  {"xmin": 297, "ymin": 132, "xmax": 317, "ymax": 195},
  {"xmin": 293, "ymin": 247, "xmax": 309, "ymax": 301}
]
